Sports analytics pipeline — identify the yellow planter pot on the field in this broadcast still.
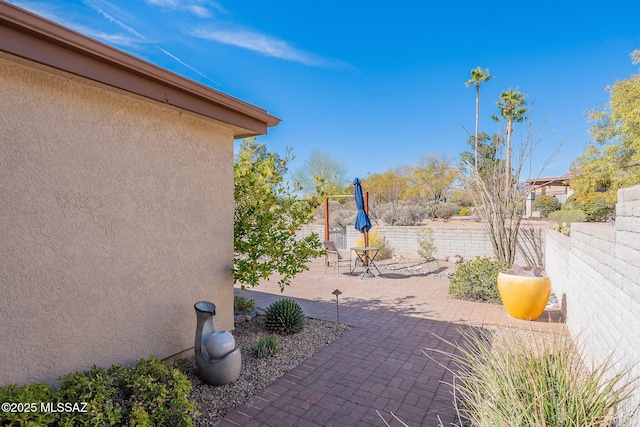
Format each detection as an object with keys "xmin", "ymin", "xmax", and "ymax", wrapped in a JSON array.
[{"xmin": 497, "ymin": 272, "xmax": 551, "ymax": 321}]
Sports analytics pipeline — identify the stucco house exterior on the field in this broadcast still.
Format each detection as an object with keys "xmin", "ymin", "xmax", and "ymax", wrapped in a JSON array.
[
  {"xmin": 0, "ymin": 2, "xmax": 279, "ymax": 386},
  {"xmin": 525, "ymin": 174, "xmax": 574, "ymax": 217}
]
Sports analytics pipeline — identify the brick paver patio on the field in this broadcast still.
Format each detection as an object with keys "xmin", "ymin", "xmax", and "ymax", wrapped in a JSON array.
[{"xmin": 218, "ymin": 258, "xmax": 566, "ymax": 426}]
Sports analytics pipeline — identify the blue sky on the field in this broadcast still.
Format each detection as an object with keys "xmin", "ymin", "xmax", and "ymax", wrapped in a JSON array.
[{"xmin": 9, "ymin": 0, "xmax": 640, "ymax": 181}]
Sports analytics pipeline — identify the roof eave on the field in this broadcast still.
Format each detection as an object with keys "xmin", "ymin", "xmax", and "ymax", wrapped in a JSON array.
[{"xmin": 0, "ymin": 2, "xmax": 280, "ymax": 138}]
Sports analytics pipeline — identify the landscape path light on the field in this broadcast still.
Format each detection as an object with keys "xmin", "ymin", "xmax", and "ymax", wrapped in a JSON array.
[{"xmin": 332, "ymin": 289, "xmax": 342, "ymax": 325}]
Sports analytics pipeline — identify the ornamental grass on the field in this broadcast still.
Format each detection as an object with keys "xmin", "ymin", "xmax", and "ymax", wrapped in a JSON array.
[{"xmin": 425, "ymin": 328, "xmax": 639, "ymax": 427}]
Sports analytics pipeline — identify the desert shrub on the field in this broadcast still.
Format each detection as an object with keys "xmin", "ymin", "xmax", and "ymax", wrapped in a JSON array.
[
  {"xmin": 55, "ymin": 356, "xmax": 194, "ymax": 426},
  {"xmin": 234, "ymin": 295, "xmax": 255, "ymax": 313},
  {"xmin": 353, "ymin": 230, "xmax": 392, "ymax": 260},
  {"xmin": 254, "ymin": 335, "xmax": 282, "ymax": 358},
  {"xmin": 458, "ymin": 207, "xmax": 472, "ymax": 216},
  {"xmin": 317, "ymin": 200, "xmax": 359, "ymax": 227},
  {"xmin": 265, "ymin": 298, "xmax": 306, "ymax": 334},
  {"xmin": 434, "ymin": 202, "xmax": 459, "ymax": 219},
  {"xmin": 392, "ymin": 204, "xmax": 428, "ymax": 226},
  {"xmin": 549, "ymin": 209, "xmax": 587, "ymax": 236},
  {"xmin": 531, "ymin": 195, "xmax": 561, "ymax": 217},
  {"xmin": 1, "ymin": 357, "xmax": 194, "ymax": 426},
  {"xmin": 0, "ymin": 382, "xmax": 57, "ymax": 426},
  {"xmin": 583, "ymin": 196, "xmax": 616, "ymax": 221},
  {"xmin": 448, "ymin": 257, "xmax": 509, "ymax": 303},
  {"xmin": 548, "ymin": 208, "xmax": 587, "ymax": 224},
  {"xmin": 127, "ymin": 357, "xmax": 194, "ymax": 426},
  {"xmin": 376, "ymin": 202, "xmax": 426, "ymax": 226},
  {"xmin": 564, "ymin": 192, "xmax": 615, "ymax": 222},
  {"xmin": 417, "ymin": 227, "xmax": 437, "ymax": 261},
  {"xmin": 426, "ymin": 328, "xmax": 640, "ymax": 427},
  {"xmin": 553, "ymin": 222, "xmax": 571, "ymax": 236},
  {"xmin": 51, "ymin": 365, "xmax": 128, "ymax": 426}
]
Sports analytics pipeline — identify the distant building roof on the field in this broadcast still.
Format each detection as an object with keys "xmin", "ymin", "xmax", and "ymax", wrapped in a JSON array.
[
  {"xmin": 525, "ymin": 174, "xmax": 573, "ymax": 187},
  {"xmin": 0, "ymin": 1, "xmax": 280, "ymax": 138}
]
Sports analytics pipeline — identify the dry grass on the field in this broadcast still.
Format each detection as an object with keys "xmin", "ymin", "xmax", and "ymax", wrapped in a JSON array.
[{"xmin": 424, "ymin": 327, "xmax": 640, "ymax": 427}]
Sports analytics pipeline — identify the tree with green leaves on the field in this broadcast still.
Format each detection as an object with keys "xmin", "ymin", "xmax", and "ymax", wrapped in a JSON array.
[
  {"xmin": 571, "ymin": 50, "xmax": 640, "ymax": 201},
  {"xmin": 492, "ymin": 89, "xmax": 527, "ymax": 191},
  {"xmin": 234, "ymin": 138, "xmax": 324, "ymax": 291},
  {"xmin": 406, "ymin": 154, "xmax": 456, "ymax": 219},
  {"xmin": 466, "ymin": 67, "xmax": 494, "ymax": 171},
  {"xmin": 459, "ymin": 132, "xmax": 504, "ymax": 182},
  {"xmin": 362, "ymin": 168, "xmax": 410, "ymax": 225},
  {"xmin": 292, "ymin": 150, "xmax": 349, "ymax": 196}
]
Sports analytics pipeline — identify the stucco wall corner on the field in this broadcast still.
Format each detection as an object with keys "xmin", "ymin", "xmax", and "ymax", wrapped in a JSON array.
[{"xmin": 1, "ymin": 53, "xmax": 237, "ymax": 386}]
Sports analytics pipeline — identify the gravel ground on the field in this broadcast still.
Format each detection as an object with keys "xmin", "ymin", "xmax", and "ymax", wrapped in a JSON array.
[
  {"xmin": 376, "ymin": 258, "xmax": 458, "ymax": 277},
  {"xmin": 185, "ymin": 316, "xmax": 352, "ymax": 426}
]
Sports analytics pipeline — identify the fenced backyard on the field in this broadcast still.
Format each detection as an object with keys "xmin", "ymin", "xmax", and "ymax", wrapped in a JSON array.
[{"xmin": 302, "ymin": 184, "xmax": 640, "ymax": 424}]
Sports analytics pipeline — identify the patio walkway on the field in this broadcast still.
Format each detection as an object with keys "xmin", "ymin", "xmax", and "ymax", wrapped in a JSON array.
[{"xmin": 219, "ymin": 258, "xmax": 567, "ymax": 427}]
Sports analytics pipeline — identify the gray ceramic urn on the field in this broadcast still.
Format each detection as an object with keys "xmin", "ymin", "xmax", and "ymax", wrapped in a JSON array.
[{"xmin": 194, "ymin": 301, "xmax": 242, "ymax": 385}]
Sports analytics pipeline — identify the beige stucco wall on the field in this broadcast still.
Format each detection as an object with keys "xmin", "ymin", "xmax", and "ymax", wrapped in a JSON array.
[{"xmin": 0, "ymin": 53, "xmax": 235, "ymax": 386}]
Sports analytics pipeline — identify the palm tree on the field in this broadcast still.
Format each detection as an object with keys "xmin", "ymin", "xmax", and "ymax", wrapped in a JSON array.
[
  {"xmin": 465, "ymin": 67, "xmax": 494, "ymax": 171},
  {"xmin": 492, "ymin": 89, "xmax": 527, "ymax": 192}
]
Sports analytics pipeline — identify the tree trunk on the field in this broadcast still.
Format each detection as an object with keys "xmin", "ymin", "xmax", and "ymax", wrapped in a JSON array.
[
  {"xmin": 474, "ymin": 84, "xmax": 480, "ymax": 171},
  {"xmin": 505, "ymin": 119, "xmax": 512, "ymax": 194}
]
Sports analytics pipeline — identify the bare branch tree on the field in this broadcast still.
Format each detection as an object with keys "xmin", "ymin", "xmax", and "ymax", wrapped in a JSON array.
[{"xmin": 459, "ymin": 103, "xmax": 566, "ymax": 266}]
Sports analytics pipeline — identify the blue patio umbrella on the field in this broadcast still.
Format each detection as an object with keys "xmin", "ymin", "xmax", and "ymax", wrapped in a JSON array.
[{"xmin": 353, "ymin": 178, "xmax": 371, "ymax": 234}]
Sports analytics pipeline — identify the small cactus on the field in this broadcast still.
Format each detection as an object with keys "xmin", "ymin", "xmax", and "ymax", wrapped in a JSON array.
[
  {"xmin": 234, "ymin": 295, "xmax": 255, "ymax": 313},
  {"xmin": 264, "ymin": 299, "xmax": 306, "ymax": 334},
  {"xmin": 254, "ymin": 335, "xmax": 281, "ymax": 358}
]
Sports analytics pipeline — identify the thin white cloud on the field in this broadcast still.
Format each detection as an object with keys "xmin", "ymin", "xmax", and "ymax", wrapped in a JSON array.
[
  {"xmin": 192, "ymin": 28, "xmax": 331, "ymax": 67},
  {"xmin": 84, "ymin": 0, "xmax": 146, "ymax": 40},
  {"xmin": 187, "ymin": 5, "xmax": 211, "ymax": 18},
  {"xmin": 156, "ymin": 46, "xmax": 220, "ymax": 86},
  {"xmin": 145, "ymin": 0, "xmax": 226, "ymax": 18},
  {"xmin": 7, "ymin": 0, "xmax": 143, "ymax": 48},
  {"xmin": 83, "ymin": 29, "xmax": 143, "ymax": 47}
]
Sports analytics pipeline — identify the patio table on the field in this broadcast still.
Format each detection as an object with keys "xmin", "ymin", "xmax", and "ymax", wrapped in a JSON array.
[{"xmin": 350, "ymin": 247, "xmax": 383, "ymax": 279}]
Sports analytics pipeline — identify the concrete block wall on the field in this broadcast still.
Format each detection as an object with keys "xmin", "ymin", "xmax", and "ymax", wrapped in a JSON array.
[
  {"xmin": 545, "ymin": 184, "xmax": 640, "ymax": 422},
  {"xmin": 299, "ymin": 223, "xmax": 546, "ymax": 266}
]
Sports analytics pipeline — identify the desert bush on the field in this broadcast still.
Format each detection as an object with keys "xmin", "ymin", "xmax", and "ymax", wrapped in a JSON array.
[
  {"xmin": 57, "ymin": 356, "xmax": 194, "ymax": 427},
  {"xmin": 548, "ymin": 208, "xmax": 587, "ymax": 224},
  {"xmin": 353, "ymin": 230, "xmax": 392, "ymax": 260},
  {"xmin": 531, "ymin": 195, "xmax": 561, "ymax": 217},
  {"xmin": 0, "ymin": 357, "xmax": 194, "ymax": 427},
  {"xmin": 234, "ymin": 295, "xmax": 255, "ymax": 313},
  {"xmin": 425, "ymin": 328, "xmax": 640, "ymax": 427},
  {"xmin": 375, "ymin": 202, "xmax": 426, "ymax": 226},
  {"xmin": 254, "ymin": 335, "xmax": 282, "ymax": 358},
  {"xmin": 458, "ymin": 207, "xmax": 472, "ymax": 216},
  {"xmin": 434, "ymin": 202, "xmax": 459, "ymax": 219},
  {"xmin": 265, "ymin": 298, "xmax": 306, "ymax": 334},
  {"xmin": 583, "ymin": 196, "xmax": 616, "ymax": 221},
  {"xmin": 549, "ymin": 209, "xmax": 586, "ymax": 236},
  {"xmin": 392, "ymin": 204, "xmax": 428, "ymax": 226},
  {"xmin": 417, "ymin": 227, "xmax": 437, "ymax": 261},
  {"xmin": 564, "ymin": 192, "xmax": 615, "ymax": 222},
  {"xmin": 0, "ymin": 382, "xmax": 57, "ymax": 426},
  {"xmin": 448, "ymin": 257, "xmax": 509, "ymax": 303},
  {"xmin": 331, "ymin": 209, "xmax": 357, "ymax": 227}
]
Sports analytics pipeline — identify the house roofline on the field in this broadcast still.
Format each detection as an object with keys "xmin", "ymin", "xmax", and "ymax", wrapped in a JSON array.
[
  {"xmin": 525, "ymin": 175, "xmax": 574, "ymax": 186},
  {"xmin": 0, "ymin": 2, "xmax": 280, "ymax": 138}
]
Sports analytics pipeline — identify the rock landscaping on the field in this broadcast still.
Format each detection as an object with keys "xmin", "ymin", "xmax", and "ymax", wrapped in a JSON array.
[{"xmin": 185, "ymin": 315, "xmax": 351, "ymax": 426}]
